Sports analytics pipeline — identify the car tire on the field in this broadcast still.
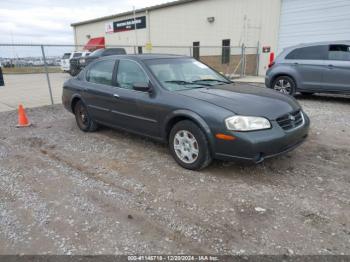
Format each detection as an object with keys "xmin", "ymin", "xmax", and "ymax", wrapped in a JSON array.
[
  {"xmin": 70, "ymin": 68, "xmax": 80, "ymax": 76},
  {"xmin": 272, "ymin": 76, "xmax": 296, "ymax": 96},
  {"xmin": 169, "ymin": 120, "xmax": 212, "ymax": 170},
  {"xmin": 74, "ymin": 100, "xmax": 99, "ymax": 132}
]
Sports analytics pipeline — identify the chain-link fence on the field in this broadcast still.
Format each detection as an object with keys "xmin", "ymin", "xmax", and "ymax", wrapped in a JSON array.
[{"xmin": 0, "ymin": 43, "xmax": 259, "ymax": 112}]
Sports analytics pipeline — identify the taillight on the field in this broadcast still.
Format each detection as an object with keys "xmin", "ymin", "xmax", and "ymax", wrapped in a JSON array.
[{"xmin": 268, "ymin": 52, "xmax": 275, "ymax": 68}]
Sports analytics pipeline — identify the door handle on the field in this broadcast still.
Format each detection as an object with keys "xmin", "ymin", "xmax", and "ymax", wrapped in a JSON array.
[
  {"xmin": 113, "ymin": 94, "xmax": 120, "ymax": 98},
  {"xmin": 327, "ymin": 64, "xmax": 334, "ymax": 69}
]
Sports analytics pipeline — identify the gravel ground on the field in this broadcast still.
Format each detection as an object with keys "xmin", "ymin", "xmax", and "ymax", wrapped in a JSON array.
[{"xmin": 0, "ymin": 94, "xmax": 349, "ymax": 255}]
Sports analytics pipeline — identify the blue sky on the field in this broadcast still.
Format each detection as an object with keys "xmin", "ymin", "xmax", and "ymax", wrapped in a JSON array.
[{"xmin": 0, "ymin": 0, "xmax": 170, "ymax": 44}]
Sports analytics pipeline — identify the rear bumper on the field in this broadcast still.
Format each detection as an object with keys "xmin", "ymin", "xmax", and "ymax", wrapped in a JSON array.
[
  {"xmin": 265, "ymin": 74, "xmax": 272, "ymax": 88},
  {"xmin": 213, "ymin": 112, "xmax": 310, "ymax": 163}
]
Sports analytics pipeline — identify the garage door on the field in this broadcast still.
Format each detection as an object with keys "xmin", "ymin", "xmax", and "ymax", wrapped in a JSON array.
[{"xmin": 278, "ymin": 0, "xmax": 350, "ymax": 52}]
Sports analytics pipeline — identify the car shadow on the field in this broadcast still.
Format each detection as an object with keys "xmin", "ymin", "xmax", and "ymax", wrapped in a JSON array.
[
  {"xmin": 295, "ymin": 93, "xmax": 350, "ymax": 104},
  {"xmin": 95, "ymin": 124, "xmax": 300, "ymax": 185}
]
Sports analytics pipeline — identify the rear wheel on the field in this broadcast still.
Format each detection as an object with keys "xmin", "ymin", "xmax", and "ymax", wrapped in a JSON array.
[
  {"xmin": 272, "ymin": 76, "xmax": 296, "ymax": 96},
  {"xmin": 169, "ymin": 120, "xmax": 212, "ymax": 170},
  {"xmin": 74, "ymin": 100, "xmax": 98, "ymax": 132}
]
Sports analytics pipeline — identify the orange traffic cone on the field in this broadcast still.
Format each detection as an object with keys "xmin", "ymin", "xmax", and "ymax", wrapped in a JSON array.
[{"xmin": 16, "ymin": 104, "xmax": 31, "ymax": 128}]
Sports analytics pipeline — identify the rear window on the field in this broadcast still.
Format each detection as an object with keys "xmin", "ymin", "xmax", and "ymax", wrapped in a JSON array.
[
  {"xmin": 103, "ymin": 48, "xmax": 127, "ymax": 56},
  {"xmin": 285, "ymin": 45, "xmax": 327, "ymax": 60},
  {"xmin": 62, "ymin": 53, "xmax": 71, "ymax": 59},
  {"xmin": 73, "ymin": 53, "xmax": 82, "ymax": 58},
  {"xmin": 328, "ymin": 44, "xmax": 350, "ymax": 61}
]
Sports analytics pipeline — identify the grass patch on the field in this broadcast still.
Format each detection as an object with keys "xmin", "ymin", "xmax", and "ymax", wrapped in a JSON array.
[{"xmin": 2, "ymin": 66, "xmax": 62, "ymax": 74}]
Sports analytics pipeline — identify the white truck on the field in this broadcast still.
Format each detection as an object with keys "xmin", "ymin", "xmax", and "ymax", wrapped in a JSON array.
[{"xmin": 60, "ymin": 51, "xmax": 90, "ymax": 73}]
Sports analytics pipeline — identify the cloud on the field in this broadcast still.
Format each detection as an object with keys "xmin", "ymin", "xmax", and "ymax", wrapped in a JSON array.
[{"xmin": 0, "ymin": 0, "xmax": 170, "ymax": 44}]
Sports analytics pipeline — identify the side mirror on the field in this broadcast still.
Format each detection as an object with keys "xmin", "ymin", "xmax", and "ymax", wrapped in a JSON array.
[{"xmin": 133, "ymin": 82, "xmax": 151, "ymax": 92}]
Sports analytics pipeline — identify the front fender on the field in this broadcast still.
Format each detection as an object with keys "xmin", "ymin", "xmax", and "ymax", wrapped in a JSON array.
[{"xmin": 162, "ymin": 109, "xmax": 215, "ymax": 152}]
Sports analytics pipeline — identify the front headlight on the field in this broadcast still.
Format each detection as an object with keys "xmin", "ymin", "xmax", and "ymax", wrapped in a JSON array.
[{"xmin": 225, "ymin": 116, "xmax": 271, "ymax": 131}]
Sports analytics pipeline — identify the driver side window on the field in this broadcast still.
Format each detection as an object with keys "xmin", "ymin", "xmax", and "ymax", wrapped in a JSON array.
[{"xmin": 117, "ymin": 60, "xmax": 148, "ymax": 89}]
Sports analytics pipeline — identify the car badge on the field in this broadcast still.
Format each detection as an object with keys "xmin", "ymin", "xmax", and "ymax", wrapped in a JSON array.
[{"xmin": 289, "ymin": 115, "xmax": 295, "ymax": 121}]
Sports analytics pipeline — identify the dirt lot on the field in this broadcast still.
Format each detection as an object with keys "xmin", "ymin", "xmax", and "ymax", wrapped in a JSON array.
[{"xmin": 0, "ymin": 94, "xmax": 349, "ymax": 255}]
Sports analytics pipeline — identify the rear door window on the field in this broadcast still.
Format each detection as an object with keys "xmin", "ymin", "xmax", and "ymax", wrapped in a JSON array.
[
  {"xmin": 285, "ymin": 45, "xmax": 327, "ymax": 60},
  {"xmin": 328, "ymin": 44, "xmax": 350, "ymax": 61},
  {"xmin": 86, "ymin": 59, "xmax": 115, "ymax": 86}
]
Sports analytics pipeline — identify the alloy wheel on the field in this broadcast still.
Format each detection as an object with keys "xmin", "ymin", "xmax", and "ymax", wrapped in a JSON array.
[
  {"xmin": 274, "ymin": 79, "xmax": 292, "ymax": 94},
  {"xmin": 173, "ymin": 130, "xmax": 199, "ymax": 164}
]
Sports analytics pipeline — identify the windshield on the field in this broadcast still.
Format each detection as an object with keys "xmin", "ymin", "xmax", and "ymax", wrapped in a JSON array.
[
  {"xmin": 90, "ymin": 49, "xmax": 104, "ymax": 56},
  {"xmin": 145, "ymin": 58, "xmax": 231, "ymax": 91},
  {"xmin": 62, "ymin": 53, "xmax": 71, "ymax": 59}
]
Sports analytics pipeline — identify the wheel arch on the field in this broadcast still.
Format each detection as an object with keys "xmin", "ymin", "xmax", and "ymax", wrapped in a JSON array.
[
  {"xmin": 162, "ymin": 110, "xmax": 215, "ymax": 152},
  {"xmin": 70, "ymin": 94, "xmax": 86, "ymax": 113},
  {"xmin": 270, "ymin": 73, "xmax": 299, "ymax": 90}
]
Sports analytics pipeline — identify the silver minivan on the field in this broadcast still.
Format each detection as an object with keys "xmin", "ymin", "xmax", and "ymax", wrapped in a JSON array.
[{"xmin": 265, "ymin": 41, "xmax": 350, "ymax": 95}]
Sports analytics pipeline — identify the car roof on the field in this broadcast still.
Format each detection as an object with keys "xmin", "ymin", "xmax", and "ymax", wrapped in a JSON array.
[
  {"xmin": 285, "ymin": 40, "xmax": 350, "ymax": 51},
  {"xmin": 106, "ymin": 54, "xmax": 189, "ymax": 61}
]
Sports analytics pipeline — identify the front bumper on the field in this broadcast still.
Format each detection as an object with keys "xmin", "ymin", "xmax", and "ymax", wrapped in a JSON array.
[
  {"xmin": 214, "ymin": 113, "xmax": 310, "ymax": 163},
  {"xmin": 61, "ymin": 65, "xmax": 70, "ymax": 71}
]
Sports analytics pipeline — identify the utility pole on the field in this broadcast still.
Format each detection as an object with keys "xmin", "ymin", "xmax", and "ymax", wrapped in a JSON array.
[{"xmin": 133, "ymin": 6, "xmax": 138, "ymax": 54}]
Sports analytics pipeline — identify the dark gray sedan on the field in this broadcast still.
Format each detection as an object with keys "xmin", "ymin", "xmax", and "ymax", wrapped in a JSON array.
[{"xmin": 62, "ymin": 55, "xmax": 310, "ymax": 170}]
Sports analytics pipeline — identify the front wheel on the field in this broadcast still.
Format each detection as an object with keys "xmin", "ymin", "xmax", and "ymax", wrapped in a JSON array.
[
  {"xmin": 70, "ymin": 68, "xmax": 80, "ymax": 76},
  {"xmin": 272, "ymin": 76, "xmax": 296, "ymax": 96},
  {"xmin": 74, "ymin": 100, "xmax": 99, "ymax": 132},
  {"xmin": 169, "ymin": 120, "xmax": 212, "ymax": 170}
]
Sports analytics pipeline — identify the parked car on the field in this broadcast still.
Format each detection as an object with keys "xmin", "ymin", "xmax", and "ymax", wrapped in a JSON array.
[
  {"xmin": 62, "ymin": 55, "xmax": 310, "ymax": 170},
  {"xmin": 69, "ymin": 48, "xmax": 126, "ymax": 77},
  {"xmin": 60, "ymin": 51, "xmax": 90, "ymax": 73},
  {"xmin": 265, "ymin": 41, "xmax": 350, "ymax": 95},
  {"xmin": 0, "ymin": 66, "xmax": 4, "ymax": 86}
]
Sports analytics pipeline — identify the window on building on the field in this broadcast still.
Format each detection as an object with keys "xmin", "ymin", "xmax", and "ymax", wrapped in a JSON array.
[
  {"xmin": 193, "ymin": 42, "xmax": 200, "ymax": 60},
  {"xmin": 117, "ymin": 60, "xmax": 148, "ymax": 89},
  {"xmin": 138, "ymin": 46, "xmax": 143, "ymax": 54},
  {"xmin": 328, "ymin": 44, "xmax": 350, "ymax": 61},
  {"xmin": 86, "ymin": 59, "xmax": 115, "ymax": 86},
  {"xmin": 285, "ymin": 45, "xmax": 327, "ymax": 60},
  {"xmin": 222, "ymin": 39, "xmax": 231, "ymax": 64}
]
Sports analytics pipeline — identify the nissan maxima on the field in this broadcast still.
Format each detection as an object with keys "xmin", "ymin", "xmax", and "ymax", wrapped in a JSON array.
[{"xmin": 62, "ymin": 55, "xmax": 310, "ymax": 170}]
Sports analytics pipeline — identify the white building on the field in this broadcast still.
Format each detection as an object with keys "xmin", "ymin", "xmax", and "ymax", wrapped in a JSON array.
[{"xmin": 71, "ymin": 0, "xmax": 350, "ymax": 75}]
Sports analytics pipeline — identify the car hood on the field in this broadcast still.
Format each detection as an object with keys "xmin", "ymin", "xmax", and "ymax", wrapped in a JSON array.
[{"xmin": 178, "ymin": 83, "xmax": 301, "ymax": 120}]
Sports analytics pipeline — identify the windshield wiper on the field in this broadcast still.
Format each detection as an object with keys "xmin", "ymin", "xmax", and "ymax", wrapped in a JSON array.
[
  {"xmin": 193, "ymin": 79, "xmax": 232, "ymax": 85},
  {"xmin": 165, "ymin": 80, "xmax": 211, "ymax": 86}
]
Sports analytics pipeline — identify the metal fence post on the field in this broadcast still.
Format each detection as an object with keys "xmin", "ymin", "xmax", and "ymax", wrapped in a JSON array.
[
  {"xmin": 40, "ymin": 45, "xmax": 54, "ymax": 105},
  {"xmin": 256, "ymin": 41, "xmax": 260, "ymax": 76},
  {"xmin": 240, "ymin": 43, "xmax": 245, "ymax": 78}
]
